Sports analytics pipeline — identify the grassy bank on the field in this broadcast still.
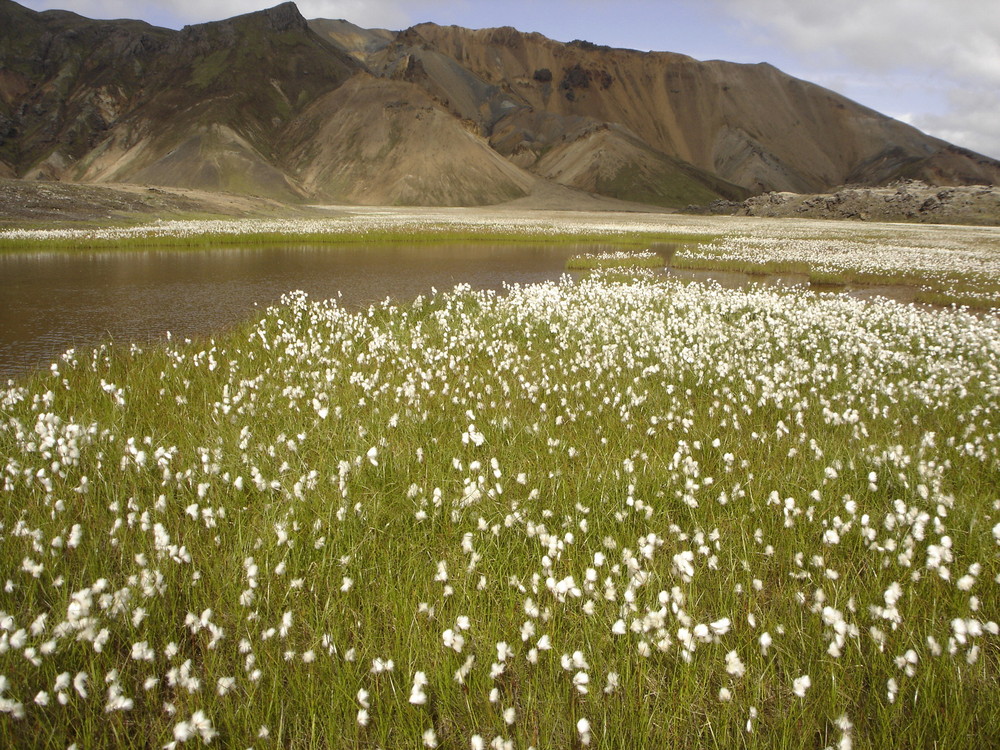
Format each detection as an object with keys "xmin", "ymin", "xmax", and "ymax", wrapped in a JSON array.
[
  {"xmin": 0, "ymin": 220, "xmax": 717, "ymax": 253},
  {"xmin": 1, "ymin": 276, "xmax": 998, "ymax": 748},
  {"xmin": 671, "ymin": 233, "xmax": 1000, "ymax": 308},
  {"xmin": 669, "ymin": 255, "xmax": 811, "ymax": 276},
  {"xmin": 566, "ymin": 251, "xmax": 666, "ymax": 270},
  {"xmin": 669, "ymin": 255, "xmax": 1000, "ymax": 308}
]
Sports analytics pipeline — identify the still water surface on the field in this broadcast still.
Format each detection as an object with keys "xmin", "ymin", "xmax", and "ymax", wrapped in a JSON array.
[
  {"xmin": 0, "ymin": 242, "xmax": 924, "ymax": 381},
  {"xmin": 0, "ymin": 243, "xmax": 615, "ymax": 380}
]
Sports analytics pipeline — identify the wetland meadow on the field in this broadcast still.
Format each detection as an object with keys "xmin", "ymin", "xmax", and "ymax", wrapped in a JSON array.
[{"xmin": 0, "ymin": 209, "xmax": 998, "ymax": 748}]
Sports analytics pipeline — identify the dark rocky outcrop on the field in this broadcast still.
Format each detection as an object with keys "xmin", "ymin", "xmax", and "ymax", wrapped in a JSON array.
[{"xmin": 688, "ymin": 180, "xmax": 1000, "ymax": 225}]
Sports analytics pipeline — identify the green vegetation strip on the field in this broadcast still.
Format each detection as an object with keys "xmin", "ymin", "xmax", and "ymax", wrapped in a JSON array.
[
  {"xmin": 669, "ymin": 255, "xmax": 811, "ymax": 275},
  {"xmin": 0, "ymin": 228, "xmax": 717, "ymax": 253},
  {"xmin": 565, "ymin": 251, "xmax": 666, "ymax": 270}
]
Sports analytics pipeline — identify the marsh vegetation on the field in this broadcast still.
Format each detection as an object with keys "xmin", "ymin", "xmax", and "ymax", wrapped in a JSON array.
[{"xmin": 0, "ymin": 213, "xmax": 998, "ymax": 748}]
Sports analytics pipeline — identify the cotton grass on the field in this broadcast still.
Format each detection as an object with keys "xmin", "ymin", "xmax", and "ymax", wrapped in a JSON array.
[{"xmin": 0, "ymin": 270, "xmax": 998, "ymax": 747}]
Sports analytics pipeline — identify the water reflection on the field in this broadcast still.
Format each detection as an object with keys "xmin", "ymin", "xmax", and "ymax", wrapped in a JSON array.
[{"xmin": 0, "ymin": 243, "xmax": 616, "ymax": 380}]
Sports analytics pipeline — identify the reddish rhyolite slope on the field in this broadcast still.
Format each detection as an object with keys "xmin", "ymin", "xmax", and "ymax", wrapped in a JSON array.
[{"xmin": 2, "ymin": 0, "xmax": 997, "ymax": 206}]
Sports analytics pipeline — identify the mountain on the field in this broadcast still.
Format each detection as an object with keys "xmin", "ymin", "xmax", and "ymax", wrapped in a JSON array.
[
  {"xmin": 282, "ymin": 74, "xmax": 534, "ymax": 205},
  {"xmin": 1, "ymin": 0, "xmax": 998, "ymax": 208},
  {"xmin": 0, "ymin": 1, "xmax": 360, "ymax": 201},
  {"xmin": 396, "ymin": 23, "xmax": 1000, "ymax": 194}
]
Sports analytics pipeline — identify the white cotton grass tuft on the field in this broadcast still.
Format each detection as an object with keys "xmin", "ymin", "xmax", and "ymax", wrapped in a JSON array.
[
  {"xmin": 410, "ymin": 671, "xmax": 429, "ymax": 705},
  {"xmin": 759, "ymin": 632, "xmax": 773, "ymax": 655},
  {"xmin": 792, "ymin": 675, "xmax": 811, "ymax": 698},
  {"xmin": 724, "ymin": 650, "xmax": 745, "ymax": 678},
  {"xmin": 835, "ymin": 714, "xmax": 854, "ymax": 750}
]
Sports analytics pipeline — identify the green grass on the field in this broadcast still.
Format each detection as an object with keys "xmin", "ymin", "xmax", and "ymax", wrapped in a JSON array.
[
  {"xmin": 566, "ymin": 251, "xmax": 667, "ymax": 270},
  {"xmin": 670, "ymin": 255, "xmax": 812, "ymax": 276},
  {"xmin": 1, "ymin": 277, "xmax": 997, "ymax": 748},
  {"xmin": 668, "ymin": 254, "xmax": 1000, "ymax": 308},
  {"xmin": 0, "ymin": 229, "xmax": 716, "ymax": 254},
  {"xmin": 912, "ymin": 290, "xmax": 1000, "ymax": 309},
  {"xmin": 579, "ymin": 268, "xmax": 665, "ymax": 284}
]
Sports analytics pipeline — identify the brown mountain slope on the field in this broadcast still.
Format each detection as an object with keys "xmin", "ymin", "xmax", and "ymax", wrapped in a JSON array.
[
  {"xmin": 529, "ymin": 122, "xmax": 748, "ymax": 207},
  {"xmin": 315, "ymin": 23, "xmax": 749, "ymax": 205},
  {"xmin": 405, "ymin": 23, "xmax": 1000, "ymax": 193},
  {"xmin": 0, "ymin": 0, "xmax": 174, "ymax": 177},
  {"xmin": 76, "ymin": 123, "xmax": 306, "ymax": 200},
  {"xmin": 308, "ymin": 18, "xmax": 394, "ymax": 64},
  {"xmin": 70, "ymin": 4, "xmax": 361, "ymax": 200},
  {"xmin": 2, "ymin": 1, "xmax": 997, "ymax": 208},
  {"xmin": 283, "ymin": 74, "xmax": 534, "ymax": 205},
  {"xmin": 1, "ymin": 1, "xmax": 360, "ymax": 200}
]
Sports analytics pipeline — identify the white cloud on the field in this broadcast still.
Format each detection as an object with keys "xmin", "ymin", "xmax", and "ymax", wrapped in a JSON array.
[
  {"xmin": 914, "ymin": 90, "xmax": 1000, "ymax": 162},
  {"xmin": 712, "ymin": 0, "xmax": 1000, "ymax": 81},
  {"xmin": 708, "ymin": 0, "xmax": 1000, "ymax": 158}
]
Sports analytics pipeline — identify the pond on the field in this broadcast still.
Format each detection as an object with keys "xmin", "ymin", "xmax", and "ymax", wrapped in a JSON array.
[
  {"xmin": 0, "ymin": 242, "xmax": 618, "ymax": 380},
  {"xmin": 0, "ymin": 241, "xmax": 933, "ymax": 381}
]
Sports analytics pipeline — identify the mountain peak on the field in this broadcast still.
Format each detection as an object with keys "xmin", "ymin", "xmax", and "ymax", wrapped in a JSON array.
[
  {"xmin": 258, "ymin": 2, "xmax": 307, "ymax": 32},
  {"xmin": 181, "ymin": 1, "xmax": 307, "ymax": 35},
  {"xmin": 2, "ymin": 1, "xmax": 998, "ymax": 206}
]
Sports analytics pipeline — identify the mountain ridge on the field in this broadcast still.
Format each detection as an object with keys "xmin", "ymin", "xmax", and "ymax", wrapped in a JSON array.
[{"xmin": 1, "ymin": 0, "xmax": 997, "ymax": 208}]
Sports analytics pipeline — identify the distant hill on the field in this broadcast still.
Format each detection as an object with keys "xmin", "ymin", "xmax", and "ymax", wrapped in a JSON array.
[{"xmin": 1, "ymin": 0, "xmax": 997, "ymax": 208}]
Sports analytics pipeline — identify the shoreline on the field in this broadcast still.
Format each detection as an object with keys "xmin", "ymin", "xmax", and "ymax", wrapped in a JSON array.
[{"xmin": 3, "ymin": 209, "xmax": 997, "ymax": 307}]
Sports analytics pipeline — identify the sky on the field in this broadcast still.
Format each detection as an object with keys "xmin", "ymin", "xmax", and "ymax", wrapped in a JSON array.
[{"xmin": 18, "ymin": 0, "xmax": 1000, "ymax": 160}]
